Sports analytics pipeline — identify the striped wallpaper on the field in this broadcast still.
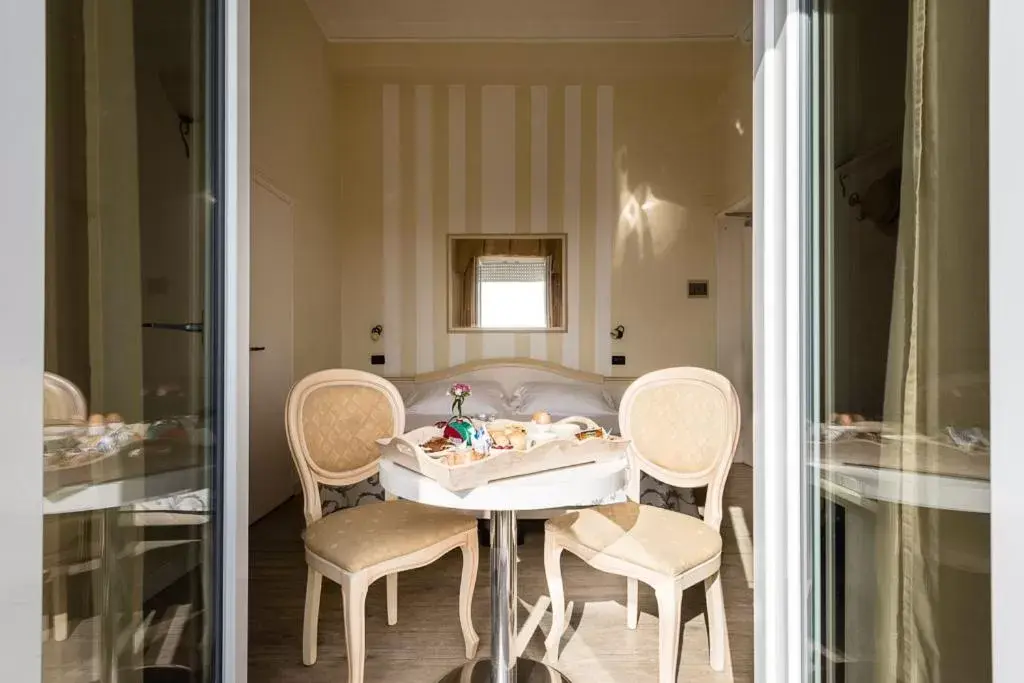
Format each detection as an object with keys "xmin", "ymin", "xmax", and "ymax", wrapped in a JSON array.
[
  {"xmin": 374, "ymin": 83, "xmax": 616, "ymax": 377},
  {"xmin": 339, "ymin": 74, "xmax": 732, "ymax": 380}
]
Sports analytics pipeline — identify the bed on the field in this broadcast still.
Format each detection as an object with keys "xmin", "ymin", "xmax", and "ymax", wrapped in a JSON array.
[
  {"xmin": 319, "ymin": 359, "xmax": 696, "ymax": 516},
  {"xmin": 400, "ymin": 359, "xmax": 621, "ymax": 433}
]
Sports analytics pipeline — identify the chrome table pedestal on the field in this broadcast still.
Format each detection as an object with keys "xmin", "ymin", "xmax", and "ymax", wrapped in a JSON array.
[
  {"xmin": 377, "ymin": 455, "xmax": 631, "ymax": 683},
  {"xmin": 436, "ymin": 510, "xmax": 570, "ymax": 683}
]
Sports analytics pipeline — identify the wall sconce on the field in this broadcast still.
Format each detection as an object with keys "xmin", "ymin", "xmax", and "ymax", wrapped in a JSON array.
[
  {"xmin": 610, "ymin": 325, "xmax": 625, "ymax": 340},
  {"xmin": 370, "ymin": 325, "xmax": 383, "ymax": 342}
]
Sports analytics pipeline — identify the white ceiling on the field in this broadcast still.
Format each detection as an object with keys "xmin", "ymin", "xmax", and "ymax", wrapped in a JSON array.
[{"xmin": 304, "ymin": 0, "xmax": 752, "ymax": 42}]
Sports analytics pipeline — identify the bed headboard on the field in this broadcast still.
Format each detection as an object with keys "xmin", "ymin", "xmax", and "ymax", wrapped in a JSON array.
[{"xmin": 412, "ymin": 358, "xmax": 605, "ymax": 398}]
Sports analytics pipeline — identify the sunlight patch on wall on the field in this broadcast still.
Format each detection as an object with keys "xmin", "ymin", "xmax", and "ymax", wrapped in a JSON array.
[{"xmin": 614, "ymin": 147, "xmax": 687, "ymax": 267}]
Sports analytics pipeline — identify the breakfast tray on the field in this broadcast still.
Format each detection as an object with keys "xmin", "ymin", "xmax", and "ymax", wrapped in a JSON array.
[{"xmin": 377, "ymin": 417, "xmax": 629, "ymax": 492}]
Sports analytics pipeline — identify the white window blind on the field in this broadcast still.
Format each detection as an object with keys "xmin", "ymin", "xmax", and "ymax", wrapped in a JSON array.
[
  {"xmin": 476, "ymin": 259, "xmax": 548, "ymax": 283},
  {"xmin": 476, "ymin": 257, "xmax": 549, "ymax": 328}
]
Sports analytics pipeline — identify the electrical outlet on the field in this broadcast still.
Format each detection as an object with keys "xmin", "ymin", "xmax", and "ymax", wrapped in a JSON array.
[
  {"xmin": 612, "ymin": 355, "xmax": 626, "ymax": 366},
  {"xmin": 370, "ymin": 354, "xmax": 386, "ymax": 365}
]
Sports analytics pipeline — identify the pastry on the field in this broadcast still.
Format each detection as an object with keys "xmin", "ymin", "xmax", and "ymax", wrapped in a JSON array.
[
  {"xmin": 87, "ymin": 413, "xmax": 106, "ymax": 435},
  {"xmin": 508, "ymin": 429, "xmax": 528, "ymax": 451},
  {"xmin": 487, "ymin": 427, "xmax": 512, "ymax": 449},
  {"xmin": 422, "ymin": 436, "xmax": 452, "ymax": 453}
]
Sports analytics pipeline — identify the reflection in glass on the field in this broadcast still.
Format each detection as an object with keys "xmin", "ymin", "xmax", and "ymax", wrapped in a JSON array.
[
  {"xmin": 42, "ymin": 0, "xmax": 219, "ymax": 681},
  {"xmin": 813, "ymin": 0, "xmax": 990, "ymax": 681}
]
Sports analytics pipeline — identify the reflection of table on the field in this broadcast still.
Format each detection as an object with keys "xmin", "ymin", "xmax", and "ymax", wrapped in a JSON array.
[
  {"xmin": 380, "ymin": 455, "xmax": 629, "ymax": 683},
  {"xmin": 815, "ymin": 438, "xmax": 990, "ymax": 682},
  {"xmin": 43, "ymin": 442, "xmax": 206, "ymax": 683}
]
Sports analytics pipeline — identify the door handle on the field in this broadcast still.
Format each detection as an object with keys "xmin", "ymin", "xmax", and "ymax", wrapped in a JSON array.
[
  {"xmin": 143, "ymin": 322, "xmax": 204, "ymax": 333},
  {"xmin": 249, "ymin": 346, "xmax": 266, "ymax": 352}
]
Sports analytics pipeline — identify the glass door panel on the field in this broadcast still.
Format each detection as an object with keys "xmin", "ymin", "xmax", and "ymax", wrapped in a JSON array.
[
  {"xmin": 810, "ymin": 0, "xmax": 991, "ymax": 681},
  {"xmin": 42, "ymin": 0, "xmax": 222, "ymax": 681}
]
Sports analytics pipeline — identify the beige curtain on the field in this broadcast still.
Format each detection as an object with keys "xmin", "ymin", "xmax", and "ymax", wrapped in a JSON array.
[
  {"xmin": 877, "ymin": 0, "xmax": 990, "ymax": 680},
  {"xmin": 544, "ymin": 254, "xmax": 555, "ymax": 326},
  {"xmin": 463, "ymin": 256, "xmax": 478, "ymax": 327}
]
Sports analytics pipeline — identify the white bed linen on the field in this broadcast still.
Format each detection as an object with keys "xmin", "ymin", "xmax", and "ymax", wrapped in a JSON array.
[
  {"xmin": 511, "ymin": 381, "xmax": 617, "ymax": 417},
  {"xmin": 403, "ymin": 379, "xmax": 509, "ymax": 416}
]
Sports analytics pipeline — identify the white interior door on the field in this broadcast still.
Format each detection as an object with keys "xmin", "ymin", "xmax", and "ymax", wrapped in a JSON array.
[
  {"xmin": 716, "ymin": 214, "xmax": 754, "ymax": 466},
  {"xmin": 249, "ymin": 173, "xmax": 296, "ymax": 523}
]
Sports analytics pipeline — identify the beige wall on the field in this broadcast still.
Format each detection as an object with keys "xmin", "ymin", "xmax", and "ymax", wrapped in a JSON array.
[
  {"xmin": 336, "ymin": 42, "xmax": 751, "ymax": 378},
  {"xmin": 252, "ymin": 0, "xmax": 342, "ymax": 378}
]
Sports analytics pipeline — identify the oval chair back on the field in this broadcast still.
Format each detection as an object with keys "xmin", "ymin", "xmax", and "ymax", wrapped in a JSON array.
[
  {"xmin": 618, "ymin": 366, "xmax": 741, "ymax": 531},
  {"xmin": 285, "ymin": 369, "xmax": 404, "ymax": 526}
]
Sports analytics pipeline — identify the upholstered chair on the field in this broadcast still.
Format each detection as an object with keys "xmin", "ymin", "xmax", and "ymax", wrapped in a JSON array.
[
  {"xmin": 286, "ymin": 369, "xmax": 479, "ymax": 683},
  {"xmin": 543, "ymin": 367, "xmax": 740, "ymax": 683}
]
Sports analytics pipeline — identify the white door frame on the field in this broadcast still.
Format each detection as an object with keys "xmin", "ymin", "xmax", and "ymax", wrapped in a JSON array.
[
  {"xmin": 224, "ymin": 0, "xmax": 251, "ymax": 680},
  {"xmin": 988, "ymin": 0, "xmax": 1024, "ymax": 679},
  {"xmin": 753, "ymin": 1, "xmax": 1024, "ymax": 682},
  {"xmin": 753, "ymin": 1, "xmax": 810, "ymax": 680},
  {"xmin": 0, "ymin": 0, "xmax": 46, "ymax": 677},
  {"xmin": 0, "ymin": 0, "xmax": 251, "ymax": 679}
]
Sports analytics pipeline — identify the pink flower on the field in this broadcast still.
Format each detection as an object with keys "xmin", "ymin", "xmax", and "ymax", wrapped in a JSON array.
[{"xmin": 447, "ymin": 383, "xmax": 472, "ymax": 398}]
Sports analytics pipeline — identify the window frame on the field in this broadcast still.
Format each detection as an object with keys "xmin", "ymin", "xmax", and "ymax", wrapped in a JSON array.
[{"xmin": 754, "ymin": 0, "xmax": 1024, "ymax": 682}]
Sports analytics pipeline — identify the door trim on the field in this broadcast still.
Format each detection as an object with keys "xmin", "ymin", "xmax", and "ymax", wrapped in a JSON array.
[
  {"xmin": 753, "ymin": 1, "xmax": 812, "ymax": 681},
  {"xmin": 990, "ymin": 0, "xmax": 1024, "ymax": 677},
  {"xmin": 0, "ymin": 0, "xmax": 46, "ymax": 677},
  {"xmin": 222, "ymin": 0, "xmax": 251, "ymax": 680}
]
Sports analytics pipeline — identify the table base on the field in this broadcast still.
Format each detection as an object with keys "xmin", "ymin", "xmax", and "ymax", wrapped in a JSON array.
[{"xmin": 435, "ymin": 658, "xmax": 571, "ymax": 682}]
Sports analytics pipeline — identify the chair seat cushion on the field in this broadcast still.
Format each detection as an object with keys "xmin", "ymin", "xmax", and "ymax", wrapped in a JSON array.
[
  {"xmin": 546, "ymin": 502, "xmax": 722, "ymax": 576},
  {"xmin": 304, "ymin": 500, "xmax": 476, "ymax": 573}
]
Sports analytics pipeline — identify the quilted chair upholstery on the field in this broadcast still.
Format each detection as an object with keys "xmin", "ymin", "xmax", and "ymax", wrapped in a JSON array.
[
  {"xmin": 285, "ymin": 370, "xmax": 479, "ymax": 683},
  {"xmin": 300, "ymin": 385, "xmax": 395, "ymax": 477}
]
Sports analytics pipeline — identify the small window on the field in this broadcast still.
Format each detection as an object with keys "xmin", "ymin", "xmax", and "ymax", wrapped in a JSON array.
[{"xmin": 476, "ymin": 257, "xmax": 549, "ymax": 329}]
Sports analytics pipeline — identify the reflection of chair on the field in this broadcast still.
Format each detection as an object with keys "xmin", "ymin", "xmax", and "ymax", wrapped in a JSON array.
[
  {"xmin": 544, "ymin": 367, "xmax": 740, "ymax": 683},
  {"xmin": 44, "ymin": 371, "xmax": 87, "ymax": 423},
  {"xmin": 43, "ymin": 372, "xmax": 95, "ymax": 642},
  {"xmin": 286, "ymin": 370, "xmax": 479, "ymax": 683}
]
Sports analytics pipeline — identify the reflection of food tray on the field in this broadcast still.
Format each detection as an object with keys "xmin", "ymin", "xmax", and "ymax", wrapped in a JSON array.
[
  {"xmin": 821, "ymin": 421, "xmax": 884, "ymax": 442},
  {"xmin": 378, "ymin": 416, "xmax": 629, "ymax": 491}
]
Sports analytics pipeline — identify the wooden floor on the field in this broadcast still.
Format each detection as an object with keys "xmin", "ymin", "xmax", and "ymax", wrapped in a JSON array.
[
  {"xmin": 248, "ymin": 464, "xmax": 754, "ymax": 683},
  {"xmin": 42, "ymin": 465, "xmax": 753, "ymax": 682}
]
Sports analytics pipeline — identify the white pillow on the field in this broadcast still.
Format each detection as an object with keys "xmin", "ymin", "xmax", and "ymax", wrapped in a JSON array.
[
  {"xmin": 512, "ymin": 382, "xmax": 617, "ymax": 416},
  {"xmin": 404, "ymin": 380, "xmax": 509, "ymax": 415}
]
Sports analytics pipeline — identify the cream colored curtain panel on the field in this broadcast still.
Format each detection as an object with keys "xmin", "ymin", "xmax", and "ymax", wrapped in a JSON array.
[
  {"xmin": 462, "ymin": 256, "xmax": 478, "ymax": 328},
  {"xmin": 877, "ymin": 0, "xmax": 990, "ymax": 680}
]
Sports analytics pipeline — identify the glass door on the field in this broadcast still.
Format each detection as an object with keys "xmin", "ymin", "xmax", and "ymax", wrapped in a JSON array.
[
  {"xmin": 38, "ymin": 0, "xmax": 226, "ymax": 681},
  {"xmin": 809, "ymin": 0, "xmax": 992, "ymax": 681}
]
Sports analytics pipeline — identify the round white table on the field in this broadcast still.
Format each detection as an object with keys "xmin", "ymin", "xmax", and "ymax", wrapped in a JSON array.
[{"xmin": 379, "ymin": 455, "xmax": 630, "ymax": 683}]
